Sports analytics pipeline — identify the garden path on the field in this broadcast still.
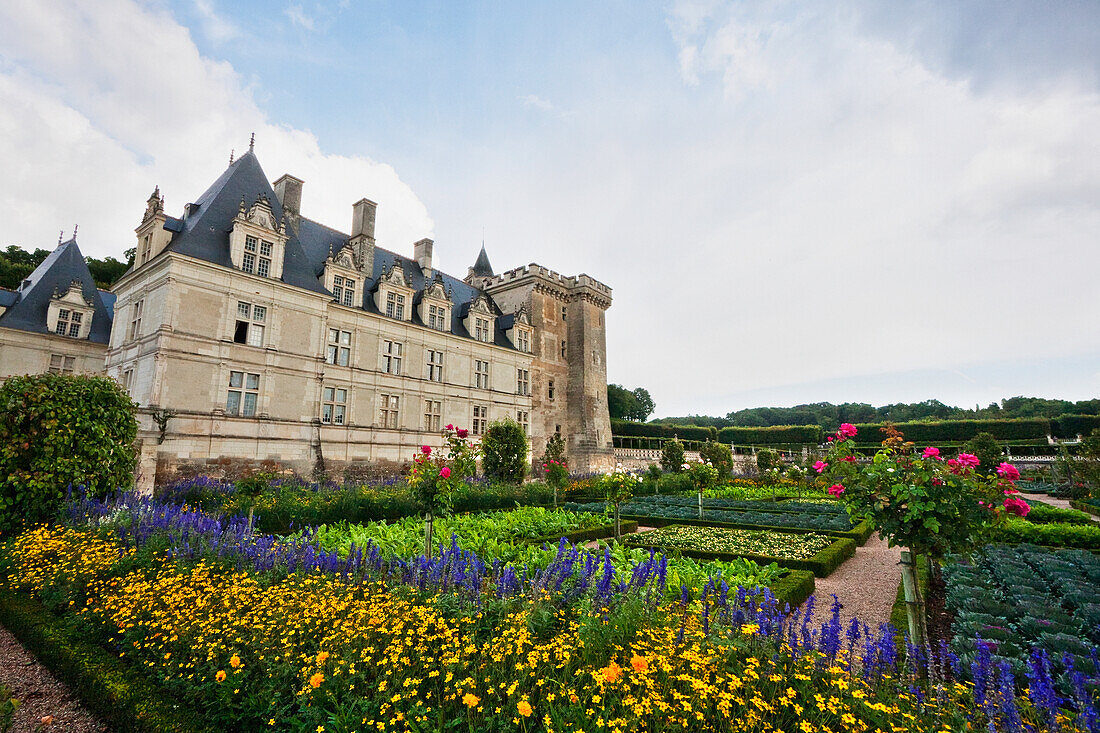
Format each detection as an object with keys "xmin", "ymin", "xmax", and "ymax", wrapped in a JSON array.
[
  {"xmin": 0, "ymin": 623, "xmax": 108, "ymax": 733},
  {"xmin": 806, "ymin": 533, "xmax": 902, "ymax": 631}
]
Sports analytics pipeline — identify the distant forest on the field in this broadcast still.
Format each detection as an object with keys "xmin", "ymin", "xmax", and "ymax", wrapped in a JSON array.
[
  {"xmin": 0, "ymin": 244, "xmax": 133, "ymax": 292},
  {"xmin": 652, "ymin": 397, "xmax": 1100, "ymax": 432}
]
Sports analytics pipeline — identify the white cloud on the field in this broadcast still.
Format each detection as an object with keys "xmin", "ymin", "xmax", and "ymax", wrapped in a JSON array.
[
  {"xmin": 194, "ymin": 0, "xmax": 238, "ymax": 43},
  {"xmin": 520, "ymin": 94, "xmax": 555, "ymax": 112},
  {"xmin": 285, "ymin": 4, "xmax": 316, "ymax": 31},
  {"xmin": 0, "ymin": 0, "xmax": 432, "ymax": 261}
]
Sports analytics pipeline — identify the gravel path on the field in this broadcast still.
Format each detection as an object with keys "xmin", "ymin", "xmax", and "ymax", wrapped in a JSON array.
[
  {"xmin": 807, "ymin": 533, "xmax": 902, "ymax": 630},
  {"xmin": 0, "ymin": 624, "xmax": 108, "ymax": 733}
]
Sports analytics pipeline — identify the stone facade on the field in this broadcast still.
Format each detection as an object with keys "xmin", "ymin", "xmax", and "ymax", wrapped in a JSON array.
[{"xmin": 30, "ymin": 147, "xmax": 617, "ymax": 489}]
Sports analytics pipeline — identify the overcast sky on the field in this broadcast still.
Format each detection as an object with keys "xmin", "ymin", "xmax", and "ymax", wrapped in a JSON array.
[{"xmin": 1, "ymin": 0, "xmax": 1098, "ymax": 417}]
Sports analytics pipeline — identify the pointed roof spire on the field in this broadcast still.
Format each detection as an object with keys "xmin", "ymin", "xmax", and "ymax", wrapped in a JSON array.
[
  {"xmin": 229, "ymin": 148, "xmax": 235, "ymax": 164},
  {"xmin": 72, "ymin": 224, "xmax": 78, "ymax": 240},
  {"xmin": 249, "ymin": 132, "xmax": 255, "ymax": 152},
  {"xmin": 471, "ymin": 244, "xmax": 494, "ymax": 277},
  {"xmin": 58, "ymin": 230, "xmax": 63, "ymax": 246}
]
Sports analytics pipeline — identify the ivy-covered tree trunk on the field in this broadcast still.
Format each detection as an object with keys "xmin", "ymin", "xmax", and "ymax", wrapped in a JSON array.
[
  {"xmin": 697, "ymin": 487, "xmax": 703, "ymax": 520},
  {"xmin": 424, "ymin": 510, "xmax": 435, "ymax": 557},
  {"xmin": 613, "ymin": 502, "xmax": 621, "ymax": 541},
  {"xmin": 553, "ymin": 484, "xmax": 558, "ymax": 510},
  {"xmin": 899, "ymin": 550, "xmax": 929, "ymax": 649}
]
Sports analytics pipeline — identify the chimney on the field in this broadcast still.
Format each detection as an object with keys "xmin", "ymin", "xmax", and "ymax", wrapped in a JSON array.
[
  {"xmin": 273, "ymin": 174, "xmax": 304, "ymax": 232},
  {"xmin": 414, "ymin": 238, "xmax": 433, "ymax": 277},
  {"xmin": 351, "ymin": 198, "xmax": 377, "ymax": 243}
]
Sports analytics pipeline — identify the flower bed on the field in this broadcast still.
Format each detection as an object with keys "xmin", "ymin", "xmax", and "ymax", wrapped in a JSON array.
[
  {"xmin": 2, "ymin": 523, "xmax": 1093, "ymax": 732},
  {"xmin": 623, "ymin": 525, "xmax": 856, "ymax": 578},
  {"xmin": 1070, "ymin": 499, "xmax": 1100, "ymax": 518},
  {"xmin": 945, "ymin": 544, "xmax": 1100, "ymax": 687}
]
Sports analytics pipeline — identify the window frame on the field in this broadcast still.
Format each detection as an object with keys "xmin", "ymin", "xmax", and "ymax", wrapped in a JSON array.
[
  {"xmin": 423, "ymin": 399, "xmax": 442, "ymax": 432},
  {"xmin": 48, "ymin": 354, "xmax": 76, "ymax": 374},
  {"xmin": 426, "ymin": 349, "xmax": 444, "ymax": 382},
  {"xmin": 379, "ymin": 393, "xmax": 400, "ymax": 429},
  {"xmin": 128, "ymin": 299, "xmax": 143, "ymax": 341},
  {"xmin": 321, "ymin": 385, "xmax": 349, "ymax": 425},
  {"xmin": 233, "ymin": 301, "xmax": 268, "ymax": 348},
  {"xmin": 382, "ymin": 340, "xmax": 403, "ymax": 375},
  {"xmin": 226, "ymin": 370, "xmax": 260, "ymax": 417},
  {"xmin": 516, "ymin": 368, "xmax": 530, "ymax": 396},
  {"xmin": 472, "ymin": 404, "xmax": 488, "ymax": 436},
  {"xmin": 474, "ymin": 359, "xmax": 490, "ymax": 390},
  {"xmin": 325, "ymin": 328, "xmax": 352, "ymax": 367}
]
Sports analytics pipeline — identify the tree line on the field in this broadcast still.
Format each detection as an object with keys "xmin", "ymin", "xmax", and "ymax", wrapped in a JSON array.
[
  {"xmin": 607, "ymin": 384, "xmax": 655, "ymax": 422},
  {"xmin": 0, "ymin": 244, "xmax": 133, "ymax": 292}
]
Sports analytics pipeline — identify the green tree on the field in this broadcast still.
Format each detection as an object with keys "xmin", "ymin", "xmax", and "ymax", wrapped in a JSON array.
[
  {"xmin": 963, "ymin": 432, "xmax": 1003, "ymax": 475},
  {"xmin": 85, "ymin": 255, "xmax": 132, "ymax": 289},
  {"xmin": 0, "ymin": 374, "xmax": 137, "ymax": 532},
  {"xmin": 481, "ymin": 418, "xmax": 529, "ymax": 483},
  {"xmin": 606, "ymin": 384, "xmax": 638, "ymax": 420},
  {"xmin": 698, "ymin": 440, "xmax": 732, "ymax": 476},
  {"xmin": 630, "ymin": 388, "xmax": 655, "ymax": 421},
  {"xmin": 660, "ymin": 437, "xmax": 685, "ymax": 473}
]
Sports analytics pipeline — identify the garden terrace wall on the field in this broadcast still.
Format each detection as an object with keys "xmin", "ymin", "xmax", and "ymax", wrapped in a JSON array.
[
  {"xmin": 618, "ymin": 514, "xmax": 875, "ymax": 545},
  {"xmin": 626, "ymin": 532, "xmax": 856, "ymax": 578},
  {"xmin": 0, "ymin": 591, "xmax": 215, "ymax": 733}
]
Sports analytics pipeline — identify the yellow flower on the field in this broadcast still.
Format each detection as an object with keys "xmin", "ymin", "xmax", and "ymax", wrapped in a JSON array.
[
  {"xmin": 599, "ymin": 661, "xmax": 622, "ymax": 684},
  {"xmin": 230, "ymin": 654, "xmax": 241, "ymax": 668},
  {"xmin": 630, "ymin": 655, "xmax": 648, "ymax": 673},
  {"xmin": 463, "ymin": 693, "xmax": 480, "ymax": 708},
  {"xmin": 316, "ymin": 727, "xmax": 325, "ymax": 733},
  {"xmin": 740, "ymin": 623, "xmax": 760, "ymax": 635},
  {"xmin": 517, "ymin": 701, "xmax": 533, "ymax": 717},
  {"xmin": 310, "ymin": 672, "xmax": 325, "ymax": 689}
]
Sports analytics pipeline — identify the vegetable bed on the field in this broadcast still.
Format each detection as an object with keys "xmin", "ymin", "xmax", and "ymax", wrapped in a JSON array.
[
  {"xmin": 945, "ymin": 544, "xmax": 1100, "ymax": 685},
  {"xmin": 565, "ymin": 500, "xmax": 856, "ymax": 532},
  {"xmin": 624, "ymin": 525, "xmax": 856, "ymax": 578},
  {"xmin": 637, "ymin": 495, "xmax": 848, "ymax": 516}
]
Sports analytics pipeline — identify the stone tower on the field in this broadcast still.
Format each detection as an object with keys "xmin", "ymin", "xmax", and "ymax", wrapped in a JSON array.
[{"xmin": 476, "ymin": 262, "xmax": 615, "ymax": 472}]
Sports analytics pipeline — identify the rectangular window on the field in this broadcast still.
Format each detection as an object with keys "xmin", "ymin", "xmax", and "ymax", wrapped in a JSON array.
[
  {"xmin": 326, "ymin": 329, "xmax": 352, "ymax": 366},
  {"xmin": 548, "ymin": 379, "xmax": 555, "ymax": 400},
  {"xmin": 560, "ymin": 340, "xmax": 567, "ymax": 359},
  {"xmin": 234, "ymin": 301, "xmax": 267, "ymax": 347},
  {"xmin": 423, "ymin": 400, "xmax": 441, "ymax": 432},
  {"xmin": 379, "ymin": 393, "xmax": 399, "ymax": 429},
  {"xmin": 428, "ymin": 304, "xmax": 447, "ymax": 331},
  {"xmin": 259, "ymin": 240, "xmax": 273, "ymax": 257},
  {"xmin": 321, "ymin": 386, "xmax": 348, "ymax": 425},
  {"xmin": 48, "ymin": 354, "xmax": 76, "ymax": 374},
  {"xmin": 256, "ymin": 257, "xmax": 270, "ymax": 278},
  {"xmin": 140, "ymin": 235, "xmax": 151, "ymax": 264},
  {"xmin": 472, "ymin": 405, "xmax": 488, "ymax": 436},
  {"xmin": 122, "ymin": 368, "xmax": 133, "ymax": 393},
  {"xmin": 517, "ymin": 410, "xmax": 529, "ymax": 435},
  {"xmin": 517, "ymin": 329, "xmax": 530, "ymax": 353},
  {"xmin": 54, "ymin": 308, "xmax": 72, "ymax": 336},
  {"xmin": 426, "ymin": 350, "xmax": 444, "ymax": 382},
  {"xmin": 226, "ymin": 370, "xmax": 260, "ymax": 417},
  {"xmin": 245, "ymin": 236, "xmax": 257, "ymax": 253},
  {"xmin": 517, "ymin": 368, "xmax": 530, "ymax": 396},
  {"xmin": 242, "ymin": 252, "xmax": 256, "ymax": 274},
  {"xmin": 128, "ymin": 300, "xmax": 143, "ymax": 341},
  {"xmin": 383, "ymin": 340, "xmax": 403, "ymax": 375},
  {"xmin": 475, "ymin": 317, "xmax": 491, "ymax": 342},
  {"xmin": 386, "ymin": 291, "xmax": 406, "ymax": 320},
  {"xmin": 474, "ymin": 360, "xmax": 490, "ymax": 389},
  {"xmin": 562, "ymin": 306, "xmax": 567, "ymax": 321},
  {"xmin": 333, "ymin": 276, "xmax": 356, "ymax": 307}
]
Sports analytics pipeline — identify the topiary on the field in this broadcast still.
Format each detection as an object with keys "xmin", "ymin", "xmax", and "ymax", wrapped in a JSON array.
[
  {"xmin": 0, "ymin": 373, "xmax": 137, "ymax": 532},
  {"xmin": 481, "ymin": 418, "xmax": 529, "ymax": 483},
  {"xmin": 699, "ymin": 440, "xmax": 733, "ymax": 476},
  {"xmin": 661, "ymin": 438, "xmax": 685, "ymax": 473}
]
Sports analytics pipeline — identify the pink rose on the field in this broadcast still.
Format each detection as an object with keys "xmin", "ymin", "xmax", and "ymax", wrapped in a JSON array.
[
  {"xmin": 996, "ymin": 462, "xmax": 1020, "ymax": 481},
  {"xmin": 841, "ymin": 455, "xmax": 856, "ymax": 463},
  {"xmin": 922, "ymin": 447, "xmax": 941, "ymax": 460},
  {"xmin": 457, "ymin": 429, "xmax": 468, "ymax": 439},
  {"xmin": 827, "ymin": 484, "xmax": 845, "ymax": 497},
  {"xmin": 826, "ymin": 436, "xmax": 834, "ymax": 442},
  {"xmin": 838, "ymin": 423, "xmax": 858, "ymax": 439},
  {"xmin": 1003, "ymin": 496, "xmax": 1030, "ymax": 517},
  {"xmin": 957, "ymin": 453, "xmax": 980, "ymax": 468},
  {"xmin": 439, "ymin": 466, "xmax": 451, "ymax": 478},
  {"xmin": 932, "ymin": 478, "xmax": 944, "ymax": 486},
  {"xmin": 421, "ymin": 445, "xmax": 432, "ymax": 455},
  {"xmin": 445, "ymin": 424, "xmax": 454, "ymax": 431},
  {"xmin": 813, "ymin": 460, "xmax": 828, "ymax": 473}
]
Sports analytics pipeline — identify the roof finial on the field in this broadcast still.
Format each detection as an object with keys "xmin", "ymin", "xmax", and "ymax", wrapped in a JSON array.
[
  {"xmin": 72, "ymin": 224, "xmax": 78, "ymax": 240},
  {"xmin": 249, "ymin": 132, "xmax": 255, "ymax": 152},
  {"xmin": 58, "ymin": 230, "xmax": 63, "ymax": 246},
  {"xmin": 229, "ymin": 148, "xmax": 235, "ymax": 164}
]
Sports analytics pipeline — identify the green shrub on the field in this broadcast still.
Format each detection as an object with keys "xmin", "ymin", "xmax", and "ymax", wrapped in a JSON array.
[
  {"xmin": 661, "ymin": 438, "xmax": 685, "ymax": 473},
  {"xmin": 853, "ymin": 418, "xmax": 1049, "ymax": 445},
  {"xmin": 699, "ymin": 441, "xmax": 733, "ymax": 475},
  {"xmin": 481, "ymin": 418, "xmax": 529, "ymax": 483},
  {"xmin": 0, "ymin": 374, "xmax": 136, "ymax": 532},
  {"xmin": 756, "ymin": 449, "xmax": 781, "ymax": 473},
  {"xmin": 718, "ymin": 425, "xmax": 824, "ymax": 445},
  {"xmin": 990, "ymin": 518, "xmax": 1100, "ymax": 549},
  {"xmin": 610, "ymin": 419, "xmax": 716, "ymax": 443},
  {"xmin": 964, "ymin": 432, "xmax": 1004, "ymax": 475},
  {"xmin": 1025, "ymin": 504, "xmax": 1094, "ymax": 525}
]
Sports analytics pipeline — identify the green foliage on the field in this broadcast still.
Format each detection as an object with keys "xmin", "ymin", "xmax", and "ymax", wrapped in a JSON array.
[
  {"xmin": 543, "ymin": 432, "xmax": 566, "ymax": 464},
  {"xmin": 989, "ymin": 517, "xmax": 1100, "ymax": 549},
  {"xmin": 1053, "ymin": 414, "xmax": 1100, "ymax": 438},
  {"xmin": 481, "ymin": 418, "xmax": 529, "ymax": 483},
  {"xmin": 1024, "ymin": 503, "xmax": 1094, "ymax": 525},
  {"xmin": 0, "ymin": 683, "xmax": 15, "ymax": 733},
  {"xmin": 606, "ymin": 385, "xmax": 655, "ymax": 421},
  {"xmin": 0, "ymin": 374, "xmax": 136, "ymax": 532},
  {"xmin": 660, "ymin": 437, "xmax": 685, "ymax": 473},
  {"xmin": 611, "ymin": 419, "xmax": 716, "ymax": 443},
  {"xmin": 717, "ymin": 425, "xmax": 824, "ymax": 445},
  {"xmin": 698, "ymin": 441, "xmax": 733, "ymax": 475},
  {"xmin": 963, "ymin": 432, "xmax": 1003, "ymax": 474},
  {"xmin": 756, "ymin": 448, "xmax": 781, "ymax": 473},
  {"xmin": 686, "ymin": 461, "xmax": 720, "ymax": 492}
]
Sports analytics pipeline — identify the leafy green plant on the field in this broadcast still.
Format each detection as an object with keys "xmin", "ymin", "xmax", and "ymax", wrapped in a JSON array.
[
  {"xmin": 407, "ymin": 425, "xmax": 480, "ymax": 555},
  {"xmin": 0, "ymin": 374, "xmax": 137, "ymax": 532},
  {"xmin": 661, "ymin": 438, "xmax": 685, "ymax": 473},
  {"xmin": 963, "ymin": 432, "xmax": 1003, "ymax": 475},
  {"xmin": 625, "ymin": 525, "xmax": 833, "ymax": 559},
  {"xmin": 0, "ymin": 683, "xmax": 17, "ymax": 733},
  {"xmin": 600, "ymin": 468, "xmax": 640, "ymax": 540},
  {"xmin": 481, "ymin": 418, "xmax": 529, "ymax": 483},
  {"xmin": 698, "ymin": 441, "xmax": 733, "ymax": 476}
]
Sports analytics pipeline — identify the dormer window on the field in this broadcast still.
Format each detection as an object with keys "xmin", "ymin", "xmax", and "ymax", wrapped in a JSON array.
[
  {"xmin": 386, "ymin": 291, "xmax": 406, "ymax": 320},
  {"xmin": 333, "ymin": 276, "xmax": 356, "ymax": 307},
  {"xmin": 374, "ymin": 262, "xmax": 414, "ymax": 322},
  {"xmin": 462, "ymin": 294, "xmax": 496, "ymax": 344},
  {"xmin": 47, "ymin": 281, "xmax": 93, "ymax": 340},
  {"xmin": 428, "ymin": 304, "xmax": 446, "ymax": 330},
  {"xmin": 516, "ymin": 330, "xmax": 530, "ymax": 353},
  {"xmin": 418, "ymin": 277, "xmax": 452, "ymax": 333},
  {"xmin": 475, "ymin": 317, "xmax": 491, "ymax": 342},
  {"xmin": 230, "ymin": 196, "xmax": 287, "ymax": 279},
  {"xmin": 55, "ymin": 309, "xmax": 83, "ymax": 338}
]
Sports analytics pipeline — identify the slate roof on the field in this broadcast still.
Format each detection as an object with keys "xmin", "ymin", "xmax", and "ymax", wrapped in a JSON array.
[
  {"xmin": 156, "ymin": 150, "xmax": 518, "ymax": 349},
  {"xmin": 0, "ymin": 238, "xmax": 113, "ymax": 344},
  {"xmin": 471, "ymin": 244, "xmax": 494, "ymax": 277}
]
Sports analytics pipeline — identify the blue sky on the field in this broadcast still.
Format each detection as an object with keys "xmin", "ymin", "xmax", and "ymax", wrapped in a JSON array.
[{"xmin": 1, "ymin": 0, "xmax": 1098, "ymax": 417}]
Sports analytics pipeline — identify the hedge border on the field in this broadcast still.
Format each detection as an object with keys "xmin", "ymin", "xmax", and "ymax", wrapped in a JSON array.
[
  {"xmin": 1069, "ymin": 500, "xmax": 1100, "ymax": 519},
  {"xmin": 527, "ymin": 521, "xmax": 639, "ymax": 546},
  {"xmin": 987, "ymin": 519, "xmax": 1100, "ymax": 550},
  {"xmin": 0, "ymin": 590, "xmax": 215, "ymax": 733},
  {"xmin": 619, "ymin": 514, "xmax": 875, "ymax": 546},
  {"xmin": 624, "ymin": 531, "xmax": 857, "ymax": 578},
  {"xmin": 767, "ymin": 569, "xmax": 816, "ymax": 610}
]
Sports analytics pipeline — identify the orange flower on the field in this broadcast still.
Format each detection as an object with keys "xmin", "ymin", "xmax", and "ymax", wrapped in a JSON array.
[
  {"xmin": 230, "ymin": 654, "xmax": 241, "ymax": 668},
  {"xmin": 463, "ymin": 693, "xmax": 480, "ymax": 708},
  {"xmin": 631, "ymin": 654, "xmax": 649, "ymax": 673},
  {"xmin": 517, "ymin": 701, "xmax": 533, "ymax": 717},
  {"xmin": 600, "ymin": 661, "xmax": 622, "ymax": 684},
  {"xmin": 215, "ymin": 670, "xmax": 227, "ymax": 683},
  {"xmin": 316, "ymin": 651, "xmax": 330, "ymax": 664},
  {"xmin": 309, "ymin": 672, "xmax": 324, "ymax": 689}
]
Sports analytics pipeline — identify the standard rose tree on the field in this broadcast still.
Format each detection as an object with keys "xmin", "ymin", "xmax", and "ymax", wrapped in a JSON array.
[
  {"xmin": 408, "ymin": 425, "xmax": 479, "ymax": 556},
  {"xmin": 818, "ymin": 423, "xmax": 1027, "ymax": 647}
]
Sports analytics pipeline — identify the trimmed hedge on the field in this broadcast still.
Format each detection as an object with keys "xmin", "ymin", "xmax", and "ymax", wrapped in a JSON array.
[
  {"xmin": 610, "ymin": 419, "xmax": 717, "ymax": 442},
  {"xmin": 717, "ymin": 425, "xmax": 824, "ymax": 446},
  {"xmin": 1053, "ymin": 414, "xmax": 1100, "ymax": 438},
  {"xmin": 617, "ymin": 514, "xmax": 875, "ymax": 546},
  {"xmin": 528, "ymin": 521, "xmax": 639, "ymax": 545},
  {"xmin": 627, "ymin": 532, "xmax": 856, "ymax": 578},
  {"xmin": 989, "ymin": 518, "xmax": 1100, "ymax": 550},
  {"xmin": 0, "ymin": 591, "xmax": 214, "ymax": 733},
  {"xmin": 767, "ymin": 569, "xmax": 816, "ymax": 610},
  {"xmin": 853, "ymin": 418, "xmax": 1050, "ymax": 445},
  {"xmin": 1025, "ymin": 504, "xmax": 1095, "ymax": 525},
  {"xmin": 1069, "ymin": 500, "xmax": 1100, "ymax": 518}
]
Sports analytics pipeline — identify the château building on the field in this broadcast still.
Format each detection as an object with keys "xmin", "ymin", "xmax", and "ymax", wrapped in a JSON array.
[{"xmin": 0, "ymin": 148, "xmax": 615, "ymax": 489}]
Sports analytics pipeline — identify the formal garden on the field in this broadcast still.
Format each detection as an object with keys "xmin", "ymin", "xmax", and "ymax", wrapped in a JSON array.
[{"xmin": 0, "ymin": 375, "xmax": 1099, "ymax": 731}]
